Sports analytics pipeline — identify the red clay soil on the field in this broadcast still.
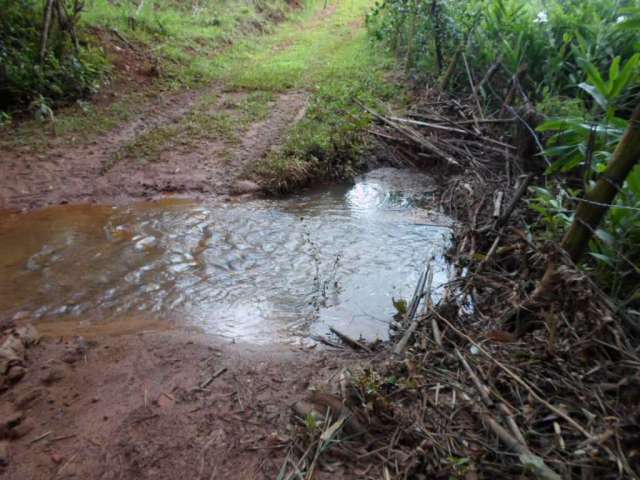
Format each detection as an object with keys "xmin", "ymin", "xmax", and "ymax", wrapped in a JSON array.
[
  {"xmin": 0, "ymin": 88, "xmax": 308, "ymax": 212},
  {"xmin": 0, "ymin": 325, "xmax": 359, "ymax": 479}
]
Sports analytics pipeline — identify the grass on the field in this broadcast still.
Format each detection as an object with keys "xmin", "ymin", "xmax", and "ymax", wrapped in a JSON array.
[
  {"xmin": 108, "ymin": 0, "xmax": 405, "ymax": 189},
  {"xmin": 4, "ymin": 0, "xmax": 404, "ymax": 192},
  {"xmin": 206, "ymin": 0, "xmax": 403, "ymax": 191},
  {"xmin": 211, "ymin": 0, "xmax": 378, "ymax": 89},
  {"xmin": 82, "ymin": 0, "xmax": 295, "ymax": 87},
  {"xmin": 114, "ymin": 90, "xmax": 275, "ymax": 165}
]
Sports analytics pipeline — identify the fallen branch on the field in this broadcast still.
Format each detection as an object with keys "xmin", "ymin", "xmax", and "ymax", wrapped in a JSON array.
[
  {"xmin": 478, "ymin": 410, "xmax": 561, "ymax": 480},
  {"xmin": 200, "ymin": 367, "xmax": 227, "ymax": 388},
  {"xmin": 329, "ymin": 327, "xmax": 372, "ymax": 353},
  {"xmin": 495, "ymin": 173, "xmax": 533, "ymax": 228},
  {"xmin": 394, "ymin": 267, "xmax": 433, "ymax": 354}
]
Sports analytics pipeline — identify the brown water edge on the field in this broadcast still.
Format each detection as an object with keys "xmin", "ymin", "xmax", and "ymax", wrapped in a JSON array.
[
  {"xmin": 33, "ymin": 315, "xmax": 177, "ymax": 339},
  {"xmin": 0, "ymin": 198, "xmax": 196, "ymax": 337},
  {"xmin": 0, "ymin": 168, "xmax": 453, "ymax": 343}
]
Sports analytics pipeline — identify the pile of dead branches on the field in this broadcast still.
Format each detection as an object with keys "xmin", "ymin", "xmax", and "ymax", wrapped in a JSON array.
[
  {"xmin": 362, "ymin": 90, "xmax": 531, "ymax": 180},
  {"xmin": 281, "ymin": 250, "xmax": 639, "ymax": 479},
  {"xmin": 278, "ymin": 93, "xmax": 639, "ymax": 479}
]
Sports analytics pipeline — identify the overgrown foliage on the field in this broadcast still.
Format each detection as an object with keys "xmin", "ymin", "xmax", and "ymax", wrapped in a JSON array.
[
  {"xmin": 0, "ymin": 0, "xmax": 109, "ymax": 114},
  {"xmin": 367, "ymin": 0, "xmax": 640, "ymax": 300},
  {"xmin": 0, "ymin": 0, "xmax": 294, "ymax": 121}
]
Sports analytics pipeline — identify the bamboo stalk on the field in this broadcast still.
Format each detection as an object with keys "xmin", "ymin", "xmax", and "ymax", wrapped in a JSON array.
[
  {"xmin": 480, "ymin": 412, "xmax": 562, "ymax": 480},
  {"xmin": 439, "ymin": 18, "xmax": 477, "ymax": 91},
  {"xmin": 439, "ymin": 48, "xmax": 461, "ymax": 91},
  {"xmin": 394, "ymin": 267, "xmax": 433, "ymax": 354},
  {"xmin": 561, "ymin": 102, "xmax": 640, "ymax": 263}
]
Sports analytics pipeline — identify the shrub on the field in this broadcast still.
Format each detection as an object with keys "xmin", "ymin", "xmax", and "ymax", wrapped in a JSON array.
[
  {"xmin": 0, "ymin": 0, "xmax": 109, "ymax": 113},
  {"xmin": 366, "ymin": 0, "xmax": 640, "ymax": 299}
]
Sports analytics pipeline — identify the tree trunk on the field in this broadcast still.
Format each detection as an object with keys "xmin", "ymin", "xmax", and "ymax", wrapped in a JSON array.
[
  {"xmin": 561, "ymin": 102, "xmax": 640, "ymax": 263},
  {"xmin": 40, "ymin": 0, "xmax": 56, "ymax": 63}
]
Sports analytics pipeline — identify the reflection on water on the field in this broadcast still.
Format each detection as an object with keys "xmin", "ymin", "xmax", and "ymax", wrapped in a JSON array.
[{"xmin": 0, "ymin": 168, "xmax": 452, "ymax": 343}]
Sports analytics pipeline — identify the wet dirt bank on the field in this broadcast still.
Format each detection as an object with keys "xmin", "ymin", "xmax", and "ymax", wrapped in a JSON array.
[{"xmin": 1, "ymin": 324, "xmax": 361, "ymax": 479}]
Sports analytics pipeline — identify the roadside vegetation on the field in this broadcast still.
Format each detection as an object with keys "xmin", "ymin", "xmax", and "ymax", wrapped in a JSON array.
[
  {"xmin": 277, "ymin": 2, "xmax": 640, "ymax": 479},
  {"xmin": 367, "ymin": 0, "xmax": 640, "ymax": 304},
  {"xmin": 1, "ymin": 0, "xmax": 400, "ymax": 193},
  {"xmin": 0, "ymin": 0, "xmax": 296, "ymax": 128}
]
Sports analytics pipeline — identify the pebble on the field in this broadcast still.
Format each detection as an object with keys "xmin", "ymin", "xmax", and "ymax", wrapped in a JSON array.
[
  {"xmin": 0, "ymin": 412, "xmax": 23, "ymax": 438},
  {"xmin": 8, "ymin": 418, "xmax": 34, "ymax": 440},
  {"xmin": 6, "ymin": 366, "xmax": 26, "ymax": 383},
  {"xmin": 40, "ymin": 368, "xmax": 65, "ymax": 386},
  {"xmin": 14, "ymin": 389, "xmax": 42, "ymax": 409}
]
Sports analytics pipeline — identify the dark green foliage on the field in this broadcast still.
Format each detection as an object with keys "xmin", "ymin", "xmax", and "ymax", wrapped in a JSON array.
[
  {"xmin": 0, "ymin": 0, "xmax": 109, "ymax": 113},
  {"xmin": 367, "ymin": 0, "xmax": 640, "ymax": 104},
  {"xmin": 366, "ymin": 0, "xmax": 640, "ymax": 300}
]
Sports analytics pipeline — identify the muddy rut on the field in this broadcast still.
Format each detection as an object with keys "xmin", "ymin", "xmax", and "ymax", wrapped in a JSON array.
[{"xmin": 0, "ymin": 90, "xmax": 309, "ymax": 211}]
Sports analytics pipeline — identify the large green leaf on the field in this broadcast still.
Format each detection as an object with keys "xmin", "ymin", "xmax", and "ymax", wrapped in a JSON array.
[
  {"xmin": 594, "ymin": 228, "xmax": 616, "ymax": 247},
  {"xmin": 608, "ymin": 56, "xmax": 621, "ymax": 88},
  {"xmin": 578, "ymin": 82, "xmax": 608, "ymax": 110},
  {"xmin": 545, "ymin": 153, "xmax": 584, "ymax": 174},
  {"xmin": 610, "ymin": 53, "xmax": 640, "ymax": 99},
  {"xmin": 577, "ymin": 58, "xmax": 608, "ymax": 95},
  {"xmin": 589, "ymin": 252, "xmax": 616, "ymax": 267}
]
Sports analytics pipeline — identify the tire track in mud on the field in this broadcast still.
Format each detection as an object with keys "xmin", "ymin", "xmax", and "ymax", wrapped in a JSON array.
[
  {"xmin": 101, "ymin": 90, "xmax": 309, "ymax": 199},
  {"xmin": 0, "ymin": 89, "xmax": 309, "ymax": 210},
  {"xmin": 0, "ymin": 89, "xmax": 204, "ymax": 210}
]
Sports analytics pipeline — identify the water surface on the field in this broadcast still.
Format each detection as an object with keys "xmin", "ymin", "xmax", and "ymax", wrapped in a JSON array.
[{"xmin": 0, "ymin": 168, "xmax": 452, "ymax": 343}]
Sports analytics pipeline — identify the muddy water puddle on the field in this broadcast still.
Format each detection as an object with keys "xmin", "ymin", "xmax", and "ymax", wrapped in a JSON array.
[{"xmin": 0, "ymin": 168, "xmax": 452, "ymax": 343}]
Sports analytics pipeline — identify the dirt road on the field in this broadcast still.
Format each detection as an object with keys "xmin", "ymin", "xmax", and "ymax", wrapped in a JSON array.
[
  {"xmin": 0, "ymin": 89, "xmax": 308, "ymax": 211},
  {"xmin": 1, "ymin": 326, "xmax": 358, "ymax": 479},
  {"xmin": 0, "ymin": 2, "xmax": 379, "ymax": 478}
]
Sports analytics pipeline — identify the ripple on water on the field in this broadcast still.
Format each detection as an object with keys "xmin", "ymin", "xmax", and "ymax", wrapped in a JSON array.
[{"xmin": 0, "ymin": 168, "xmax": 452, "ymax": 343}]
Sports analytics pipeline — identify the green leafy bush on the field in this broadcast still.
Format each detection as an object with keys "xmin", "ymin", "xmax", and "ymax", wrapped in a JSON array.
[
  {"xmin": 366, "ymin": 0, "xmax": 640, "ymax": 108},
  {"xmin": 0, "ymin": 0, "xmax": 109, "ymax": 113},
  {"xmin": 366, "ymin": 0, "xmax": 640, "ymax": 299}
]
